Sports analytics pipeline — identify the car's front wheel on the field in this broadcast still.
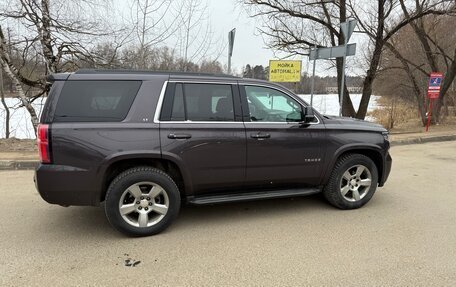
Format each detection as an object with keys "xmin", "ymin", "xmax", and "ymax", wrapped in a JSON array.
[
  {"xmin": 323, "ymin": 154, "xmax": 378, "ymax": 209},
  {"xmin": 105, "ymin": 167, "xmax": 180, "ymax": 236}
]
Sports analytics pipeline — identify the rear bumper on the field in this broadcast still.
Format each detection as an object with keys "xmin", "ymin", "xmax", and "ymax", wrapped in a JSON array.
[
  {"xmin": 34, "ymin": 164, "xmax": 99, "ymax": 206},
  {"xmin": 379, "ymin": 152, "xmax": 392, "ymax": 187}
]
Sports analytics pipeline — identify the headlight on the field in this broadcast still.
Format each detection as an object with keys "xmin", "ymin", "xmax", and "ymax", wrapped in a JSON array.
[{"xmin": 382, "ymin": 131, "xmax": 389, "ymax": 141}]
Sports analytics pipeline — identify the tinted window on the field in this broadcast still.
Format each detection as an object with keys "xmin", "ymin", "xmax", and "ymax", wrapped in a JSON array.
[
  {"xmin": 171, "ymin": 83, "xmax": 185, "ymax": 121},
  {"xmin": 167, "ymin": 83, "xmax": 234, "ymax": 121},
  {"xmin": 244, "ymin": 86, "xmax": 303, "ymax": 122},
  {"xmin": 54, "ymin": 80, "xmax": 142, "ymax": 122}
]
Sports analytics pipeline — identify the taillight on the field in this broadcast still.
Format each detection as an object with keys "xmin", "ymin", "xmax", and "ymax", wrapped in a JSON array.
[{"xmin": 37, "ymin": 124, "xmax": 51, "ymax": 164}]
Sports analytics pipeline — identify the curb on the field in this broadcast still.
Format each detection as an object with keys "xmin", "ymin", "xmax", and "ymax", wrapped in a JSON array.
[
  {"xmin": 0, "ymin": 135, "xmax": 455, "ymax": 171},
  {"xmin": 0, "ymin": 160, "xmax": 38, "ymax": 171},
  {"xmin": 390, "ymin": 134, "xmax": 456, "ymax": 146}
]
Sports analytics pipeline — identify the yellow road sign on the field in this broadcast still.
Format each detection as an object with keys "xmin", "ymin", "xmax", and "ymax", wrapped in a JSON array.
[{"xmin": 269, "ymin": 60, "xmax": 302, "ymax": 82}]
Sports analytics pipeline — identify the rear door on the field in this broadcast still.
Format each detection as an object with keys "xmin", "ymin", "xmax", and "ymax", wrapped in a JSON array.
[
  {"xmin": 158, "ymin": 81, "xmax": 246, "ymax": 194},
  {"xmin": 240, "ymin": 84, "xmax": 326, "ymax": 188}
]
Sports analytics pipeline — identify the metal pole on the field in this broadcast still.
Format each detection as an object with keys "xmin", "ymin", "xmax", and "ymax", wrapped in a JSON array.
[
  {"xmin": 426, "ymin": 99, "xmax": 433, "ymax": 132},
  {"xmin": 310, "ymin": 46, "xmax": 317, "ymax": 107},
  {"xmin": 228, "ymin": 52, "xmax": 231, "ymax": 75},
  {"xmin": 339, "ymin": 42, "xmax": 347, "ymax": 117},
  {"xmin": 227, "ymin": 29, "xmax": 235, "ymax": 75}
]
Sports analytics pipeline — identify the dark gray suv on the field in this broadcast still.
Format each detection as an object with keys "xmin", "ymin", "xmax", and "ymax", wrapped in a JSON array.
[{"xmin": 35, "ymin": 69, "xmax": 392, "ymax": 236}]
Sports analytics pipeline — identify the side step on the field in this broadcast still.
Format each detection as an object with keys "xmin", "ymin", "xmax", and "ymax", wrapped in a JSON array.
[{"xmin": 187, "ymin": 188, "xmax": 321, "ymax": 205}]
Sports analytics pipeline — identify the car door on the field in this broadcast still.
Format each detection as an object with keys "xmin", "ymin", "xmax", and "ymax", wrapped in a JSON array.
[
  {"xmin": 240, "ymin": 84, "xmax": 326, "ymax": 188},
  {"xmin": 158, "ymin": 81, "xmax": 246, "ymax": 194}
]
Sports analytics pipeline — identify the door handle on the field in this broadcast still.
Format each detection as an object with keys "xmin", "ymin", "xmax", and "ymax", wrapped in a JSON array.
[
  {"xmin": 168, "ymin": 133, "xmax": 192, "ymax": 139},
  {"xmin": 250, "ymin": 133, "xmax": 270, "ymax": 139}
]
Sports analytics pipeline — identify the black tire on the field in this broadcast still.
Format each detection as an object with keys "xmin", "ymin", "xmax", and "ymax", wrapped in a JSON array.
[
  {"xmin": 323, "ymin": 154, "xmax": 378, "ymax": 210},
  {"xmin": 105, "ymin": 166, "xmax": 181, "ymax": 236}
]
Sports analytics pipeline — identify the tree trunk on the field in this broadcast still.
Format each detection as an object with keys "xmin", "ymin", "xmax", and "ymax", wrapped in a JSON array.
[
  {"xmin": 39, "ymin": 0, "xmax": 57, "ymax": 73},
  {"xmin": 357, "ymin": 32, "xmax": 384, "ymax": 120},
  {"xmin": 435, "ymin": 48, "xmax": 456, "ymax": 121},
  {"xmin": 336, "ymin": 58, "xmax": 356, "ymax": 116},
  {"xmin": 0, "ymin": 60, "xmax": 39, "ymax": 135},
  {"xmin": 0, "ymin": 25, "xmax": 39, "ymax": 134},
  {"xmin": 356, "ymin": 0, "xmax": 385, "ymax": 119},
  {"xmin": 0, "ymin": 71, "xmax": 10, "ymax": 138},
  {"xmin": 357, "ymin": 68, "xmax": 377, "ymax": 120},
  {"xmin": 385, "ymin": 42, "xmax": 427, "ymax": 125},
  {"xmin": 336, "ymin": 0, "xmax": 356, "ymax": 117}
]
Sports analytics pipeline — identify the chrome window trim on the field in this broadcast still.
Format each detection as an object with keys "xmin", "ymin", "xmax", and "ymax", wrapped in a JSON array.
[
  {"xmin": 168, "ymin": 80, "xmax": 238, "ymax": 84},
  {"xmin": 153, "ymin": 80, "xmax": 320, "ymax": 125},
  {"xmin": 243, "ymin": 122, "xmax": 306, "ymax": 125},
  {"xmin": 154, "ymin": 81, "xmax": 238, "ymax": 124}
]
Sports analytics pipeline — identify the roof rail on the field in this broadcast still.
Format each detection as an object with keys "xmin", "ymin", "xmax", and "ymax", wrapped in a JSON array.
[{"xmin": 75, "ymin": 69, "xmax": 239, "ymax": 78}]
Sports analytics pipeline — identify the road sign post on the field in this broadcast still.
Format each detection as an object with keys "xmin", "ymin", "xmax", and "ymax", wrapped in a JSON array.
[
  {"xmin": 425, "ymin": 72, "xmax": 444, "ymax": 132},
  {"xmin": 310, "ymin": 45, "xmax": 317, "ymax": 107},
  {"xmin": 228, "ymin": 28, "xmax": 236, "ymax": 74},
  {"xmin": 339, "ymin": 19, "xmax": 357, "ymax": 116},
  {"xmin": 308, "ymin": 19, "xmax": 357, "ymax": 115}
]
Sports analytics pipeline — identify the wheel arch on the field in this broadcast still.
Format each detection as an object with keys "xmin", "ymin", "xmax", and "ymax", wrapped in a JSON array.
[
  {"xmin": 322, "ymin": 144, "xmax": 384, "ymax": 186},
  {"xmin": 98, "ymin": 152, "xmax": 192, "ymax": 203}
]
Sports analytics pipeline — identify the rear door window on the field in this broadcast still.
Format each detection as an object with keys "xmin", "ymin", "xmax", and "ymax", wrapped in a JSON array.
[
  {"xmin": 54, "ymin": 80, "xmax": 142, "ymax": 122},
  {"xmin": 165, "ymin": 83, "xmax": 235, "ymax": 121}
]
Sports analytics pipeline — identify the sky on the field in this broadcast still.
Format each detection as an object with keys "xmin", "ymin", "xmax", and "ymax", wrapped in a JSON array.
[
  {"xmin": 110, "ymin": 0, "xmax": 366, "ymax": 77},
  {"xmin": 200, "ymin": 0, "xmax": 361, "ymax": 76},
  {"xmin": 204, "ymin": 0, "xmax": 279, "ymax": 73}
]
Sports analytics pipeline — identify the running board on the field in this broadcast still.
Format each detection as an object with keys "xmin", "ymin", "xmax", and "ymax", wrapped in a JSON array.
[{"xmin": 187, "ymin": 188, "xmax": 321, "ymax": 205}]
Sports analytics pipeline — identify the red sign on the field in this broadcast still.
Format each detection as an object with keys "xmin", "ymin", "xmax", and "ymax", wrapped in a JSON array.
[{"xmin": 427, "ymin": 72, "xmax": 443, "ymax": 99}]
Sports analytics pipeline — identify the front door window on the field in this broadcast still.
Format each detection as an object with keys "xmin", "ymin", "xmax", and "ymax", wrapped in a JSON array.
[{"xmin": 244, "ymin": 86, "xmax": 303, "ymax": 122}]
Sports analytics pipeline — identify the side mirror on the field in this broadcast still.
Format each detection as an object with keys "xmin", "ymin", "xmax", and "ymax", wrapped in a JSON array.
[{"xmin": 301, "ymin": 106, "xmax": 315, "ymax": 124}]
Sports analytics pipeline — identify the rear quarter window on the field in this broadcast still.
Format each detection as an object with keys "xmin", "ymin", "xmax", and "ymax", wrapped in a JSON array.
[{"xmin": 54, "ymin": 80, "xmax": 142, "ymax": 122}]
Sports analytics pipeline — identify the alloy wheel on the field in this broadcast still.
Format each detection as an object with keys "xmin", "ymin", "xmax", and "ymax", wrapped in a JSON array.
[
  {"xmin": 118, "ymin": 181, "xmax": 169, "ymax": 228},
  {"xmin": 339, "ymin": 165, "xmax": 372, "ymax": 202}
]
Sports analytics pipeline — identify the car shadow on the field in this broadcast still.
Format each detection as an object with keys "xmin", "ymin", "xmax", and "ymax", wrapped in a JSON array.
[
  {"xmin": 43, "ymin": 192, "xmax": 392, "ymax": 239},
  {"xmin": 46, "ymin": 194, "xmax": 328, "ymax": 236},
  {"xmin": 177, "ymin": 194, "xmax": 329, "ymax": 223}
]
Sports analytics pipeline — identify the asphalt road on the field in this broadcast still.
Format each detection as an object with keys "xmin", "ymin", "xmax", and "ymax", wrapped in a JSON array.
[{"xmin": 1, "ymin": 142, "xmax": 456, "ymax": 286}]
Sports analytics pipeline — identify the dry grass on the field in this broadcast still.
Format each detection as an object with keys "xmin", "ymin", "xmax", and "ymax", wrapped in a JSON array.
[
  {"xmin": 0, "ymin": 138, "xmax": 37, "ymax": 152},
  {"xmin": 369, "ymin": 97, "xmax": 456, "ymax": 133},
  {"xmin": 369, "ymin": 97, "xmax": 421, "ymax": 130}
]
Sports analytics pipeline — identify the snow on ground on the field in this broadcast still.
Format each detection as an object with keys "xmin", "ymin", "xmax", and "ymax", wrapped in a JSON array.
[
  {"xmin": 0, "ymin": 94, "xmax": 379, "ymax": 139},
  {"xmin": 298, "ymin": 94, "xmax": 379, "ymax": 117},
  {"xmin": 1, "ymin": 98, "xmax": 46, "ymax": 139}
]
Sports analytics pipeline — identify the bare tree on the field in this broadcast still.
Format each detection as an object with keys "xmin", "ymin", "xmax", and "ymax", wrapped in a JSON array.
[
  {"xmin": 398, "ymin": 1, "xmax": 456, "ymax": 122},
  {"xmin": 241, "ymin": 0, "xmax": 455, "ymax": 119},
  {"xmin": 376, "ymin": 11, "xmax": 456, "ymax": 126},
  {"xmin": 199, "ymin": 59, "xmax": 224, "ymax": 73},
  {"xmin": 0, "ymin": 26, "xmax": 41, "ymax": 131},
  {"xmin": 0, "ymin": 70, "xmax": 9, "ymax": 138},
  {"xmin": 129, "ymin": 0, "xmax": 181, "ymax": 69},
  {"xmin": 0, "ymin": 0, "xmax": 119, "ymax": 133},
  {"xmin": 176, "ymin": 0, "xmax": 223, "ymax": 71}
]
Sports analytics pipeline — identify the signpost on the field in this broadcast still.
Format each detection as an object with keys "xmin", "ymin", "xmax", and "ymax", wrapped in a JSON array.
[
  {"xmin": 309, "ymin": 19, "xmax": 357, "ymax": 115},
  {"xmin": 425, "ymin": 72, "xmax": 443, "ymax": 132},
  {"xmin": 227, "ymin": 28, "xmax": 236, "ymax": 74},
  {"xmin": 269, "ymin": 60, "xmax": 302, "ymax": 82},
  {"xmin": 268, "ymin": 19, "xmax": 357, "ymax": 115},
  {"xmin": 309, "ymin": 44, "xmax": 356, "ymax": 60}
]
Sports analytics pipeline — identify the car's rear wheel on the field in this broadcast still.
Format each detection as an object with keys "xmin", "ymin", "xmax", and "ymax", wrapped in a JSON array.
[
  {"xmin": 323, "ymin": 154, "xmax": 378, "ymax": 209},
  {"xmin": 105, "ymin": 167, "xmax": 180, "ymax": 236}
]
